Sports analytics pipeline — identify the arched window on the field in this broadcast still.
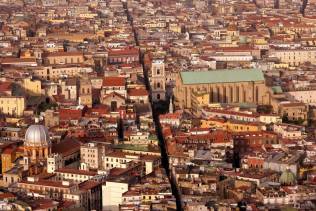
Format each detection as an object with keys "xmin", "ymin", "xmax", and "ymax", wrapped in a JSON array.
[
  {"xmin": 236, "ymin": 86, "xmax": 239, "ymax": 102},
  {"xmin": 157, "ymin": 94, "xmax": 160, "ymax": 100},
  {"xmin": 157, "ymin": 82, "xmax": 161, "ymax": 88},
  {"xmin": 243, "ymin": 89, "xmax": 246, "ymax": 102},
  {"xmin": 223, "ymin": 87, "xmax": 227, "ymax": 103},
  {"xmin": 216, "ymin": 87, "xmax": 220, "ymax": 102}
]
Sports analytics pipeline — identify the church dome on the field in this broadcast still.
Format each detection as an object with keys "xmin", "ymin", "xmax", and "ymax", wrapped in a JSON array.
[
  {"xmin": 279, "ymin": 169, "xmax": 296, "ymax": 186},
  {"xmin": 25, "ymin": 125, "xmax": 51, "ymax": 147}
]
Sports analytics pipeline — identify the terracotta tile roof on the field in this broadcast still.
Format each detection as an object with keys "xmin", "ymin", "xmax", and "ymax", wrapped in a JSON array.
[
  {"xmin": 128, "ymin": 88, "xmax": 148, "ymax": 96},
  {"xmin": 58, "ymin": 200, "xmax": 76, "ymax": 209},
  {"xmin": 19, "ymin": 179, "xmax": 76, "ymax": 188},
  {"xmin": 59, "ymin": 108, "xmax": 82, "ymax": 120},
  {"xmin": 108, "ymin": 47, "xmax": 139, "ymax": 56},
  {"xmin": 0, "ymin": 192, "xmax": 16, "ymax": 200},
  {"xmin": 280, "ymin": 102, "xmax": 306, "ymax": 107},
  {"xmin": 122, "ymin": 190, "xmax": 140, "ymax": 196},
  {"xmin": 52, "ymin": 138, "xmax": 80, "ymax": 157},
  {"xmin": 32, "ymin": 199, "xmax": 57, "ymax": 209},
  {"xmin": 104, "ymin": 150, "xmax": 137, "ymax": 158},
  {"xmin": 2, "ymin": 147, "xmax": 15, "ymax": 154},
  {"xmin": 205, "ymin": 109, "xmax": 259, "ymax": 118},
  {"xmin": 45, "ymin": 51, "xmax": 83, "ymax": 57},
  {"xmin": 56, "ymin": 168, "xmax": 97, "ymax": 176},
  {"xmin": 86, "ymin": 105, "xmax": 110, "ymax": 116},
  {"xmin": 79, "ymin": 180, "xmax": 101, "ymax": 190},
  {"xmin": 0, "ymin": 57, "xmax": 37, "ymax": 64},
  {"xmin": 102, "ymin": 76, "xmax": 125, "ymax": 87},
  {"xmin": 0, "ymin": 81, "xmax": 12, "ymax": 93},
  {"xmin": 160, "ymin": 113, "xmax": 181, "ymax": 120},
  {"xmin": 102, "ymin": 92, "xmax": 126, "ymax": 100}
]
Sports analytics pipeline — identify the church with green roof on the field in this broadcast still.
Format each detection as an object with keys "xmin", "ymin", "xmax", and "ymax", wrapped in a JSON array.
[{"xmin": 174, "ymin": 68, "xmax": 270, "ymax": 109}]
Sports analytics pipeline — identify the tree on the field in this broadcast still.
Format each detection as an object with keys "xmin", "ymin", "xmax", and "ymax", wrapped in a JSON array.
[
  {"xmin": 37, "ymin": 100, "xmax": 57, "ymax": 113},
  {"xmin": 282, "ymin": 113, "xmax": 289, "ymax": 123}
]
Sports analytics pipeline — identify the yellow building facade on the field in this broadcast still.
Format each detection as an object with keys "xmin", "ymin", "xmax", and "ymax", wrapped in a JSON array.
[
  {"xmin": 200, "ymin": 118, "xmax": 264, "ymax": 132},
  {"xmin": 271, "ymin": 49, "xmax": 316, "ymax": 66},
  {"xmin": 1, "ymin": 150, "xmax": 15, "ymax": 174},
  {"xmin": 23, "ymin": 78, "xmax": 41, "ymax": 95},
  {"xmin": 0, "ymin": 96, "xmax": 25, "ymax": 117}
]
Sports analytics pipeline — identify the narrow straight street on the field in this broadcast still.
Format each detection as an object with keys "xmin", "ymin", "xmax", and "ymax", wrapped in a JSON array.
[{"xmin": 124, "ymin": 2, "xmax": 182, "ymax": 210}]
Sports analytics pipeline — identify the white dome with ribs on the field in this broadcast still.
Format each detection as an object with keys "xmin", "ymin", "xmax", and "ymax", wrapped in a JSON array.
[{"xmin": 25, "ymin": 125, "xmax": 51, "ymax": 147}]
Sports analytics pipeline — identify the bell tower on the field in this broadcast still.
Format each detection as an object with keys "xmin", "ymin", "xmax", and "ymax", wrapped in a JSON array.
[{"xmin": 150, "ymin": 58, "xmax": 166, "ymax": 102}]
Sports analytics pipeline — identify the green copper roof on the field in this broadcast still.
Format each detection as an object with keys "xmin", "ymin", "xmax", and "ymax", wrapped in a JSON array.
[
  {"xmin": 271, "ymin": 86, "xmax": 283, "ymax": 94},
  {"xmin": 279, "ymin": 169, "xmax": 296, "ymax": 186},
  {"xmin": 180, "ymin": 69, "xmax": 264, "ymax": 85}
]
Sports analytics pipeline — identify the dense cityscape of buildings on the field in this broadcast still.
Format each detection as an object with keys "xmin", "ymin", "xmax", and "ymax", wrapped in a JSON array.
[{"xmin": 0, "ymin": 0, "xmax": 316, "ymax": 210}]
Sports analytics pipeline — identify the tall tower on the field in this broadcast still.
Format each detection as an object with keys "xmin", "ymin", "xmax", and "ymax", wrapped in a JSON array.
[
  {"xmin": 79, "ymin": 78, "xmax": 92, "ymax": 108},
  {"xmin": 150, "ymin": 58, "xmax": 166, "ymax": 102}
]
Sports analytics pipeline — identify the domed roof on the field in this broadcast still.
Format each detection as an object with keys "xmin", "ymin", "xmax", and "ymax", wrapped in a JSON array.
[
  {"xmin": 25, "ymin": 125, "xmax": 51, "ymax": 147},
  {"xmin": 279, "ymin": 169, "xmax": 296, "ymax": 186}
]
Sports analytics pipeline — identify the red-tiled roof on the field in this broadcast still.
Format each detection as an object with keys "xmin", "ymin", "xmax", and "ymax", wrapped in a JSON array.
[
  {"xmin": 108, "ymin": 47, "xmax": 139, "ymax": 56},
  {"xmin": 59, "ymin": 108, "xmax": 82, "ymax": 120},
  {"xmin": 19, "ymin": 179, "xmax": 76, "ymax": 188},
  {"xmin": 52, "ymin": 139, "xmax": 80, "ymax": 157},
  {"xmin": 160, "ymin": 113, "xmax": 181, "ymax": 120},
  {"xmin": 45, "ymin": 51, "xmax": 83, "ymax": 57},
  {"xmin": 2, "ymin": 147, "xmax": 15, "ymax": 154},
  {"xmin": 56, "ymin": 168, "xmax": 97, "ymax": 176},
  {"xmin": 0, "ymin": 81, "xmax": 12, "ymax": 93},
  {"xmin": 102, "ymin": 76, "xmax": 125, "ymax": 87},
  {"xmin": 102, "ymin": 92, "xmax": 126, "ymax": 100},
  {"xmin": 79, "ymin": 180, "xmax": 101, "ymax": 190},
  {"xmin": 32, "ymin": 199, "xmax": 58, "ymax": 209},
  {"xmin": 0, "ymin": 57, "xmax": 36, "ymax": 64},
  {"xmin": 205, "ymin": 109, "xmax": 259, "ymax": 118},
  {"xmin": 86, "ymin": 105, "xmax": 110, "ymax": 116},
  {"xmin": 58, "ymin": 200, "xmax": 76, "ymax": 209},
  {"xmin": 128, "ymin": 88, "xmax": 148, "ymax": 96},
  {"xmin": 0, "ymin": 192, "xmax": 15, "ymax": 200}
]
